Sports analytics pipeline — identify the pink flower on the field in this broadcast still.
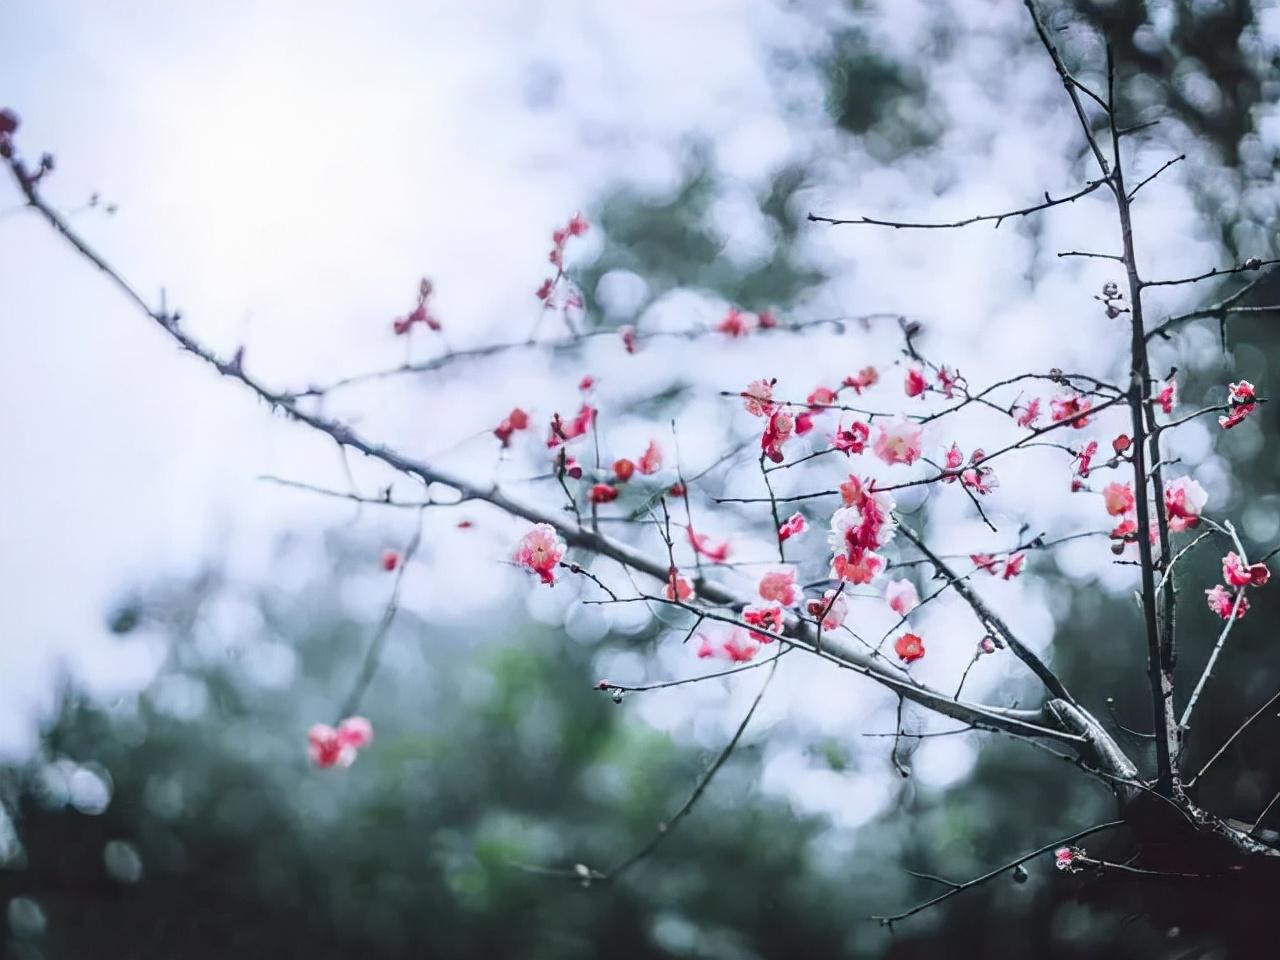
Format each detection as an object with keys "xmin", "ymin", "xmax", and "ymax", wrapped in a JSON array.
[
  {"xmin": 807, "ymin": 386, "xmax": 836, "ymax": 408},
  {"xmin": 1156, "ymin": 377, "xmax": 1177, "ymax": 415},
  {"xmin": 778, "ymin": 512, "xmax": 808, "ymax": 542},
  {"xmin": 716, "ymin": 307, "xmax": 751, "ymax": 338},
  {"xmin": 619, "ymin": 325, "xmax": 638, "ymax": 354},
  {"xmin": 971, "ymin": 554, "xmax": 999, "ymax": 574},
  {"xmin": 742, "ymin": 379, "xmax": 775, "ymax": 417},
  {"xmin": 613, "ymin": 459, "xmax": 635, "ymax": 482},
  {"xmin": 806, "ymin": 590, "xmax": 848, "ymax": 632},
  {"xmin": 1054, "ymin": 847, "xmax": 1079, "ymax": 872},
  {"xmin": 1072, "ymin": 440, "xmax": 1099, "ymax": 479},
  {"xmin": 1206, "ymin": 584, "xmax": 1249, "ymax": 620},
  {"xmin": 566, "ymin": 212, "xmax": 589, "ymax": 237},
  {"xmin": 832, "ymin": 550, "xmax": 885, "ymax": 584},
  {"xmin": 761, "ymin": 410, "xmax": 795, "ymax": 464},
  {"xmin": 961, "ymin": 450, "xmax": 998, "ymax": 495},
  {"xmin": 1112, "ymin": 434, "xmax": 1132, "ymax": 455},
  {"xmin": 1050, "ymin": 392, "xmax": 1092, "ymax": 428},
  {"xmin": 979, "ymin": 635, "xmax": 997, "ymax": 655},
  {"xmin": 833, "ymin": 420, "xmax": 870, "ymax": 456},
  {"xmin": 1223, "ymin": 552, "xmax": 1270, "ymax": 588},
  {"xmin": 688, "ymin": 528, "xmax": 731, "ymax": 563},
  {"xmin": 380, "ymin": 550, "xmax": 400, "ymax": 572},
  {"xmin": 1103, "ymin": 482, "xmax": 1135, "ymax": 517},
  {"xmin": 844, "ymin": 367, "xmax": 878, "ymax": 394},
  {"xmin": 308, "ymin": 716, "xmax": 375, "ymax": 769},
  {"xmin": 1002, "ymin": 552, "xmax": 1026, "ymax": 579},
  {"xmin": 794, "ymin": 412, "xmax": 815, "ymax": 435},
  {"xmin": 1220, "ymin": 379, "xmax": 1258, "ymax": 430},
  {"xmin": 757, "ymin": 309, "xmax": 778, "ymax": 330},
  {"xmin": 942, "ymin": 442, "xmax": 964, "ymax": 477},
  {"xmin": 894, "ymin": 632, "xmax": 925, "ymax": 664},
  {"xmin": 1111, "ymin": 517, "xmax": 1138, "ymax": 541},
  {"xmin": 665, "ymin": 567, "xmax": 694, "ymax": 601},
  {"xmin": 904, "ymin": 367, "xmax": 928, "ymax": 398},
  {"xmin": 494, "ymin": 407, "xmax": 531, "ymax": 448},
  {"xmin": 515, "ymin": 523, "xmax": 567, "ymax": 585},
  {"xmin": 828, "ymin": 484, "xmax": 897, "ymax": 552},
  {"xmin": 1014, "ymin": 396, "xmax": 1041, "ymax": 429},
  {"xmin": 759, "ymin": 569, "xmax": 799, "ymax": 607},
  {"xmin": 1164, "ymin": 476, "xmax": 1208, "ymax": 532},
  {"xmin": 589, "ymin": 483, "xmax": 619, "ymax": 503},
  {"xmin": 743, "ymin": 603, "xmax": 785, "ymax": 642},
  {"xmin": 872, "ymin": 417, "xmax": 924, "ymax": 466},
  {"xmin": 885, "ymin": 579, "xmax": 919, "ymax": 617},
  {"xmin": 937, "ymin": 365, "xmax": 963, "ymax": 399},
  {"xmin": 638, "ymin": 440, "xmax": 663, "ymax": 475},
  {"xmin": 547, "ymin": 404, "xmax": 596, "ymax": 448},
  {"xmin": 696, "ymin": 628, "xmax": 759, "ymax": 662}
]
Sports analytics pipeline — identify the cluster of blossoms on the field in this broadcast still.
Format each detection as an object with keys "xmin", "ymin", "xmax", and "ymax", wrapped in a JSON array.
[
  {"xmin": 942, "ymin": 443, "xmax": 998, "ymax": 495},
  {"xmin": 493, "ymin": 407, "xmax": 530, "ymax": 448},
  {"xmin": 971, "ymin": 552, "xmax": 1026, "ymax": 580},
  {"xmin": 392, "ymin": 277, "xmax": 442, "ymax": 336},
  {"xmin": 904, "ymin": 364, "xmax": 965, "ymax": 400},
  {"xmin": 515, "ymin": 523, "xmax": 568, "ymax": 585},
  {"xmin": 828, "ymin": 476, "xmax": 897, "ymax": 584},
  {"xmin": 1206, "ymin": 551, "xmax": 1270, "ymax": 620},
  {"xmin": 1220, "ymin": 380, "xmax": 1258, "ymax": 430},
  {"xmin": 535, "ymin": 213, "xmax": 589, "ymax": 307},
  {"xmin": 715, "ymin": 306, "xmax": 778, "ymax": 338},
  {"xmin": 308, "ymin": 717, "xmax": 374, "ymax": 769},
  {"xmin": 1049, "ymin": 391, "xmax": 1092, "ymax": 429}
]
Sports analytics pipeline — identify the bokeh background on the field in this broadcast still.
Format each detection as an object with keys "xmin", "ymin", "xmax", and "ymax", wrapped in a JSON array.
[{"xmin": 3, "ymin": 1, "xmax": 1280, "ymax": 957}]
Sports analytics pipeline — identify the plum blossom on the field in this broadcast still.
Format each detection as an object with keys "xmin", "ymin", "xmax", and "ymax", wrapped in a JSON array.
[
  {"xmin": 1206, "ymin": 584, "xmax": 1249, "ymax": 620},
  {"xmin": 1112, "ymin": 434, "xmax": 1131, "ymax": 455},
  {"xmin": 807, "ymin": 386, "xmax": 836, "ymax": 408},
  {"xmin": 742, "ymin": 379, "xmax": 775, "ymax": 417},
  {"xmin": 761, "ymin": 409, "xmax": 795, "ymax": 463},
  {"xmin": 589, "ymin": 483, "xmax": 619, "ymax": 504},
  {"xmin": 885, "ymin": 579, "xmax": 919, "ymax": 617},
  {"xmin": 743, "ymin": 603, "xmax": 785, "ymax": 642},
  {"xmin": 665, "ymin": 567, "xmax": 694, "ymax": 601},
  {"xmin": 833, "ymin": 420, "xmax": 870, "ymax": 455},
  {"xmin": 547, "ymin": 404, "xmax": 595, "ymax": 448},
  {"xmin": 1164, "ymin": 475, "xmax": 1208, "ymax": 531},
  {"xmin": 759, "ymin": 569, "xmax": 799, "ymax": 607},
  {"xmin": 613, "ymin": 458, "xmax": 635, "ymax": 482},
  {"xmin": 971, "ymin": 552, "xmax": 1025, "ymax": 579},
  {"xmin": 894, "ymin": 632, "xmax": 925, "ymax": 664},
  {"xmin": 515, "ymin": 523, "xmax": 566, "ymax": 585},
  {"xmin": 757, "ymin": 309, "xmax": 778, "ymax": 330},
  {"xmin": 716, "ymin": 307, "xmax": 752, "ymax": 338},
  {"xmin": 688, "ymin": 528, "xmax": 731, "ymax": 563},
  {"xmin": 1219, "ymin": 380, "xmax": 1258, "ymax": 430},
  {"xmin": 1223, "ymin": 552, "xmax": 1270, "ymax": 588},
  {"xmin": 380, "ymin": 550, "xmax": 400, "ymax": 572},
  {"xmin": 828, "ymin": 482, "xmax": 896, "ymax": 584},
  {"xmin": 942, "ymin": 442, "xmax": 964, "ymax": 477},
  {"xmin": 308, "ymin": 717, "xmax": 374, "ymax": 769},
  {"xmin": 1050, "ymin": 392, "xmax": 1092, "ymax": 428},
  {"xmin": 872, "ymin": 417, "xmax": 924, "ymax": 466},
  {"xmin": 1014, "ymin": 396, "xmax": 1041, "ymax": 428},
  {"xmin": 638, "ymin": 440, "xmax": 663, "ymax": 475},
  {"xmin": 844, "ymin": 366, "xmax": 878, "ymax": 394},
  {"xmin": 392, "ymin": 277, "xmax": 442, "ymax": 335},
  {"xmin": 960, "ymin": 449, "xmax": 998, "ymax": 495},
  {"xmin": 1103, "ymin": 482, "xmax": 1135, "ymax": 517},
  {"xmin": 696, "ymin": 628, "xmax": 759, "ymax": 662},
  {"xmin": 904, "ymin": 367, "xmax": 927, "ymax": 398},
  {"xmin": 778, "ymin": 512, "xmax": 808, "ymax": 542},
  {"xmin": 806, "ymin": 590, "xmax": 848, "ymax": 632},
  {"xmin": 1156, "ymin": 376, "xmax": 1177, "ymax": 415},
  {"xmin": 1054, "ymin": 847, "xmax": 1081, "ymax": 872},
  {"xmin": 937, "ymin": 365, "xmax": 963, "ymax": 399},
  {"xmin": 493, "ymin": 407, "xmax": 530, "ymax": 448},
  {"xmin": 619, "ymin": 325, "xmax": 638, "ymax": 354}
]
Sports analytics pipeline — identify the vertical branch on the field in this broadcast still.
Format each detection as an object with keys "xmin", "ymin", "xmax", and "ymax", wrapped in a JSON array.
[{"xmin": 1103, "ymin": 42, "xmax": 1180, "ymax": 795}]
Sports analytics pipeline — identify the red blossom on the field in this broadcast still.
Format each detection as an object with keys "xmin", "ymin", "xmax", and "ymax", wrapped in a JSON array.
[
  {"xmin": 380, "ymin": 550, "xmax": 400, "ymax": 572},
  {"xmin": 688, "ymin": 528, "xmax": 730, "ymax": 563},
  {"xmin": 1206, "ymin": 584, "xmax": 1249, "ymax": 620},
  {"xmin": 637, "ymin": 440, "xmax": 662, "ymax": 475},
  {"xmin": 894, "ymin": 632, "xmax": 925, "ymax": 664},
  {"xmin": 619, "ymin": 325, "xmax": 638, "ymax": 354},
  {"xmin": 308, "ymin": 717, "xmax": 374, "ymax": 769},
  {"xmin": 716, "ymin": 307, "xmax": 751, "ymax": 338},
  {"xmin": 1223, "ymin": 552, "xmax": 1270, "ymax": 588},
  {"xmin": 1014, "ymin": 396, "xmax": 1041, "ymax": 428},
  {"xmin": 742, "ymin": 603, "xmax": 785, "ymax": 642},
  {"xmin": 613, "ymin": 458, "xmax": 635, "ymax": 482},
  {"xmin": 778, "ymin": 512, "xmax": 808, "ymax": 542},
  {"xmin": 1050, "ymin": 392, "xmax": 1092, "ymax": 429},
  {"xmin": 904, "ymin": 366, "xmax": 927, "ymax": 398},
  {"xmin": 833, "ymin": 420, "xmax": 870, "ymax": 456},
  {"xmin": 1112, "ymin": 434, "xmax": 1131, "ymax": 455},
  {"xmin": 589, "ymin": 483, "xmax": 619, "ymax": 504},
  {"xmin": 1219, "ymin": 379, "xmax": 1259, "ymax": 430},
  {"xmin": 844, "ymin": 366, "xmax": 879, "ymax": 394}
]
